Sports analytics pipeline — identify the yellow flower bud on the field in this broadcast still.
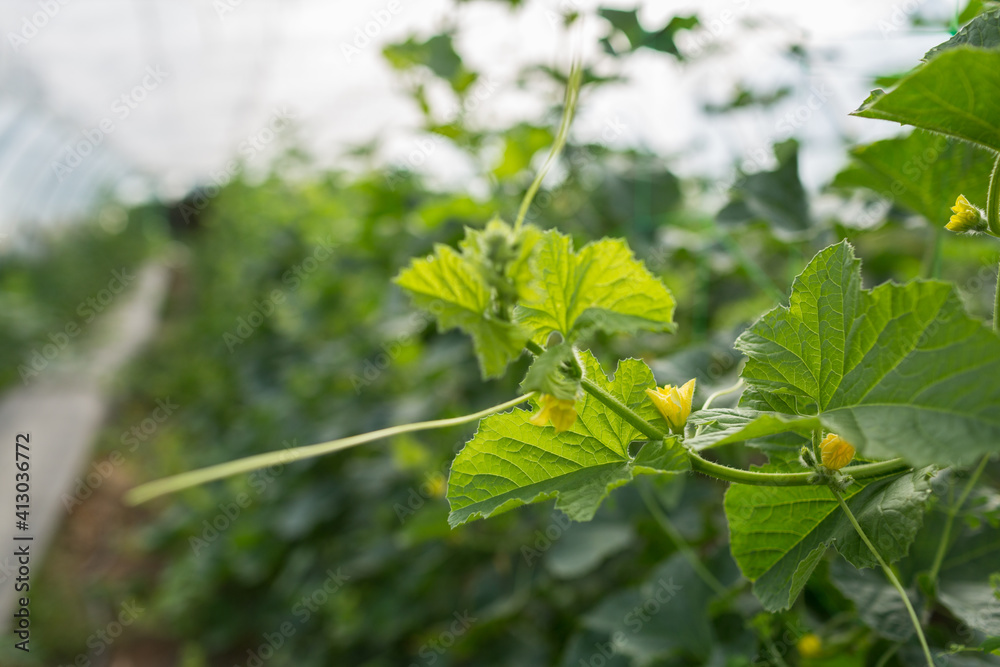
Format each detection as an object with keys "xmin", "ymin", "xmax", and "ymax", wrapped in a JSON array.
[
  {"xmin": 946, "ymin": 195, "xmax": 986, "ymax": 233},
  {"xmin": 820, "ymin": 433, "xmax": 855, "ymax": 470},
  {"xmin": 797, "ymin": 633, "xmax": 822, "ymax": 659},
  {"xmin": 645, "ymin": 379, "xmax": 696, "ymax": 434},
  {"xmin": 529, "ymin": 394, "xmax": 577, "ymax": 433}
]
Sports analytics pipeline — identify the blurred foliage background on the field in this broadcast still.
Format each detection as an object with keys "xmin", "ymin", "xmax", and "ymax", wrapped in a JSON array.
[{"xmin": 2, "ymin": 1, "xmax": 999, "ymax": 666}]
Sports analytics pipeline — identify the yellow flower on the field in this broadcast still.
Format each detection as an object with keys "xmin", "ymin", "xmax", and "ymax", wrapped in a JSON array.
[
  {"xmin": 946, "ymin": 195, "xmax": 985, "ymax": 233},
  {"xmin": 529, "ymin": 394, "xmax": 577, "ymax": 432},
  {"xmin": 797, "ymin": 633, "xmax": 823, "ymax": 659},
  {"xmin": 645, "ymin": 379, "xmax": 696, "ymax": 434},
  {"xmin": 820, "ymin": 433, "xmax": 855, "ymax": 470}
]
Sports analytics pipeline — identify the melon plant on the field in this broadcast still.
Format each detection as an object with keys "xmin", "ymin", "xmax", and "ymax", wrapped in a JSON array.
[{"xmin": 128, "ymin": 14, "xmax": 1000, "ymax": 665}]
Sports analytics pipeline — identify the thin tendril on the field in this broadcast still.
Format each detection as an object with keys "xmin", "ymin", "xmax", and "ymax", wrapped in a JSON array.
[{"xmin": 513, "ymin": 61, "xmax": 583, "ymax": 233}]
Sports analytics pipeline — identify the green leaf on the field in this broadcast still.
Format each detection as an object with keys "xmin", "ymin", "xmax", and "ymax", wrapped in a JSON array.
[
  {"xmin": 395, "ymin": 243, "xmax": 529, "ymax": 378},
  {"xmin": 852, "ymin": 48, "xmax": 1000, "ymax": 154},
  {"xmin": 686, "ymin": 408, "xmax": 818, "ymax": 452},
  {"xmin": 936, "ymin": 525, "xmax": 1000, "ymax": 635},
  {"xmin": 447, "ymin": 351, "xmax": 689, "ymax": 527},
  {"xmin": 725, "ymin": 466, "xmax": 933, "ymax": 611},
  {"xmin": 581, "ymin": 553, "xmax": 716, "ymax": 660},
  {"xmin": 459, "ymin": 218, "xmax": 542, "ymax": 304},
  {"xmin": 717, "ymin": 139, "xmax": 810, "ymax": 234},
  {"xmin": 632, "ymin": 438, "xmax": 691, "ymax": 475},
  {"xmin": 544, "ymin": 521, "xmax": 636, "ymax": 579},
  {"xmin": 926, "ymin": 10, "xmax": 1000, "ymax": 59},
  {"xmin": 831, "ymin": 131, "xmax": 995, "ymax": 223},
  {"xmin": 519, "ymin": 342, "xmax": 582, "ymax": 401},
  {"xmin": 959, "ymin": 0, "xmax": 989, "ymax": 25},
  {"xmin": 737, "ymin": 241, "xmax": 1000, "ymax": 467},
  {"xmin": 382, "ymin": 33, "xmax": 475, "ymax": 93},
  {"xmin": 598, "ymin": 8, "xmax": 697, "ymax": 57},
  {"xmin": 830, "ymin": 559, "xmax": 918, "ymax": 641},
  {"xmin": 514, "ymin": 231, "xmax": 676, "ymax": 344},
  {"xmin": 599, "ymin": 7, "xmax": 645, "ymax": 48},
  {"xmin": 644, "ymin": 15, "xmax": 699, "ymax": 57}
]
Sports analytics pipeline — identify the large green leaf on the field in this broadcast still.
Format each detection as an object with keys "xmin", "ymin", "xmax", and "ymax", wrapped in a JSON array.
[
  {"xmin": 899, "ymin": 486, "xmax": 1000, "ymax": 636},
  {"xmin": 853, "ymin": 48, "xmax": 1000, "ymax": 154},
  {"xmin": 514, "ymin": 231, "xmax": 676, "ymax": 344},
  {"xmin": 737, "ymin": 241, "xmax": 1000, "ymax": 467},
  {"xmin": 725, "ymin": 466, "xmax": 933, "ymax": 611},
  {"xmin": 936, "ymin": 524, "xmax": 1000, "ymax": 635},
  {"xmin": 830, "ymin": 559, "xmax": 918, "ymax": 641},
  {"xmin": 447, "ymin": 351, "xmax": 689, "ymax": 527},
  {"xmin": 395, "ymin": 243, "xmax": 529, "ymax": 378},
  {"xmin": 581, "ymin": 552, "xmax": 717, "ymax": 660},
  {"xmin": 831, "ymin": 131, "xmax": 995, "ymax": 223},
  {"xmin": 926, "ymin": 10, "xmax": 1000, "ymax": 59},
  {"xmin": 544, "ymin": 521, "xmax": 636, "ymax": 579}
]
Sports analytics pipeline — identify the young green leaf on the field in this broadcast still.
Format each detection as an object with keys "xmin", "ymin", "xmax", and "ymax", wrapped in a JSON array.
[
  {"xmin": 395, "ymin": 243, "xmax": 530, "ymax": 378},
  {"xmin": 725, "ymin": 466, "xmax": 932, "ymax": 611},
  {"xmin": 514, "ymin": 231, "xmax": 676, "ymax": 344},
  {"xmin": 737, "ymin": 241, "xmax": 1000, "ymax": 467},
  {"xmin": 853, "ymin": 48, "xmax": 1000, "ymax": 154},
  {"xmin": 447, "ymin": 351, "xmax": 688, "ymax": 527},
  {"xmin": 831, "ymin": 131, "xmax": 994, "ymax": 223},
  {"xmin": 519, "ymin": 341, "xmax": 582, "ymax": 401}
]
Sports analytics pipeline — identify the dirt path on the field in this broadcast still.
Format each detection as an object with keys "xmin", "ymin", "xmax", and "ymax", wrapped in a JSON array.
[{"xmin": 0, "ymin": 262, "xmax": 170, "ymax": 631}]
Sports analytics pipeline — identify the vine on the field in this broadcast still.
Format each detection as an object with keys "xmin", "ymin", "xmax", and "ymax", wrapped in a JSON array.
[{"xmin": 125, "ymin": 13, "xmax": 1000, "ymax": 664}]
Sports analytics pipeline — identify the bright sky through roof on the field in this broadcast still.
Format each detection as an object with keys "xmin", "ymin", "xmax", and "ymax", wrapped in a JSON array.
[{"xmin": 0, "ymin": 0, "xmax": 959, "ymax": 228}]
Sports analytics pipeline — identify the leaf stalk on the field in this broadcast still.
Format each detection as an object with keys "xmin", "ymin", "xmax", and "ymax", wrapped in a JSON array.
[{"xmin": 830, "ymin": 486, "xmax": 934, "ymax": 667}]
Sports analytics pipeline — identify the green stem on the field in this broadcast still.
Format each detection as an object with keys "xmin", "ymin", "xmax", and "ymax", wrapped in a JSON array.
[
  {"xmin": 991, "ymin": 154, "xmax": 1000, "ymax": 331},
  {"xmin": 689, "ymin": 453, "xmax": 908, "ymax": 486},
  {"xmin": 525, "ymin": 339, "xmax": 545, "ymax": 356},
  {"xmin": 927, "ymin": 455, "xmax": 991, "ymax": 586},
  {"xmin": 581, "ymin": 376, "xmax": 667, "ymax": 441},
  {"xmin": 576, "ymin": 372, "xmax": 910, "ymax": 486},
  {"xmin": 831, "ymin": 487, "xmax": 934, "ymax": 667},
  {"xmin": 513, "ymin": 62, "xmax": 582, "ymax": 233},
  {"xmin": 126, "ymin": 393, "xmax": 534, "ymax": 506},
  {"xmin": 994, "ymin": 260, "xmax": 1000, "ymax": 333},
  {"xmin": 637, "ymin": 481, "xmax": 728, "ymax": 596},
  {"xmin": 986, "ymin": 153, "xmax": 1000, "ymax": 238}
]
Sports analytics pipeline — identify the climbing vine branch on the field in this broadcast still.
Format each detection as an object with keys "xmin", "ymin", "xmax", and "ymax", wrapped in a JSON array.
[{"xmin": 126, "ymin": 393, "xmax": 534, "ymax": 505}]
